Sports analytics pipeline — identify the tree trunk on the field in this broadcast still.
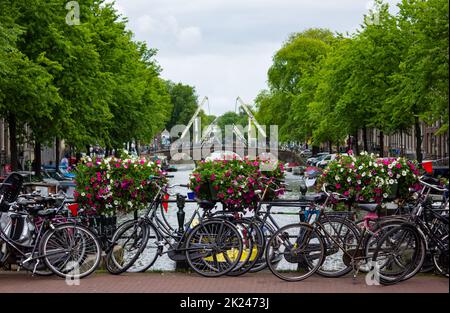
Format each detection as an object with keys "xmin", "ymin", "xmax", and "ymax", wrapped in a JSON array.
[
  {"xmin": 86, "ymin": 145, "xmax": 91, "ymax": 156},
  {"xmin": 34, "ymin": 141, "xmax": 42, "ymax": 177},
  {"xmin": 55, "ymin": 137, "xmax": 61, "ymax": 172},
  {"xmin": 379, "ymin": 131, "xmax": 384, "ymax": 157},
  {"xmin": 135, "ymin": 141, "xmax": 140, "ymax": 156},
  {"xmin": 328, "ymin": 141, "xmax": 333, "ymax": 154},
  {"xmin": 362, "ymin": 127, "xmax": 368, "ymax": 152},
  {"xmin": 353, "ymin": 130, "xmax": 359, "ymax": 155},
  {"xmin": 312, "ymin": 145, "xmax": 320, "ymax": 156},
  {"xmin": 415, "ymin": 117, "xmax": 423, "ymax": 162},
  {"xmin": 8, "ymin": 114, "xmax": 18, "ymax": 172}
]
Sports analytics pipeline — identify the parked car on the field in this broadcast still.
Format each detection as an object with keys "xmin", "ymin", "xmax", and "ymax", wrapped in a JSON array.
[
  {"xmin": 317, "ymin": 153, "xmax": 348, "ymax": 168},
  {"xmin": 299, "ymin": 149, "xmax": 313, "ymax": 158},
  {"xmin": 306, "ymin": 153, "xmax": 329, "ymax": 166}
]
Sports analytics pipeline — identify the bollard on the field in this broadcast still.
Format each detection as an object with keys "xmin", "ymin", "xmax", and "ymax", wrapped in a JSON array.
[
  {"xmin": 175, "ymin": 193, "xmax": 189, "ymax": 271},
  {"xmin": 176, "ymin": 194, "xmax": 186, "ymax": 234}
]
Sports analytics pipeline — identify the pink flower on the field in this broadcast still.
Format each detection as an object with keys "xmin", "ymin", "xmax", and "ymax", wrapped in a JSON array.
[
  {"xmin": 210, "ymin": 174, "xmax": 216, "ymax": 181},
  {"xmin": 335, "ymin": 184, "xmax": 341, "ymax": 189},
  {"xmin": 227, "ymin": 188, "xmax": 234, "ymax": 194},
  {"xmin": 344, "ymin": 191, "xmax": 350, "ymax": 197},
  {"xmin": 396, "ymin": 163, "xmax": 402, "ymax": 169}
]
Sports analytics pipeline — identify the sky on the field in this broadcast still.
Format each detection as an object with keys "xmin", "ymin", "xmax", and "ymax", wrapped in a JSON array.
[{"xmin": 112, "ymin": 0, "xmax": 401, "ymax": 116}]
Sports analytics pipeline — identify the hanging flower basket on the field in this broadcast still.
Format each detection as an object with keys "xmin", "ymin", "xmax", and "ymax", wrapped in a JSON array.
[
  {"xmin": 189, "ymin": 158, "xmax": 285, "ymax": 211},
  {"xmin": 72, "ymin": 156, "xmax": 167, "ymax": 215},
  {"xmin": 317, "ymin": 152, "xmax": 421, "ymax": 203}
]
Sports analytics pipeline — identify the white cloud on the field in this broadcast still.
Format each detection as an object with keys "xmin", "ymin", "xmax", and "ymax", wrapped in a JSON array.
[
  {"xmin": 112, "ymin": 0, "xmax": 402, "ymax": 116},
  {"xmin": 177, "ymin": 26, "xmax": 202, "ymax": 49}
]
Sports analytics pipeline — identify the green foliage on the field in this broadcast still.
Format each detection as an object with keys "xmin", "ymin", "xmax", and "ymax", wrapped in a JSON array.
[
  {"xmin": 255, "ymin": 0, "xmax": 449, "ymax": 149},
  {"xmin": 0, "ymin": 0, "xmax": 173, "ymax": 156},
  {"xmin": 165, "ymin": 81, "xmax": 199, "ymax": 131}
]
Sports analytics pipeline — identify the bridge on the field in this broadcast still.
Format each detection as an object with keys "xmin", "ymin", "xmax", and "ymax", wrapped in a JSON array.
[
  {"xmin": 151, "ymin": 96, "xmax": 305, "ymax": 165},
  {"xmin": 149, "ymin": 146, "xmax": 305, "ymax": 164}
]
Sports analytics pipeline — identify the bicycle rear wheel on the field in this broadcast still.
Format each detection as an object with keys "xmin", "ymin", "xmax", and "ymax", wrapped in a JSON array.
[
  {"xmin": 266, "ymin": 223, "xmax": 325, "ymax": 282},
  {"xmin": 315, "ymin": 216, "xmax": 360, "ymax": 278},
  {"xmin": 185, "ymin": 219, "xmax": 243, "ymax": 277},
  {"xmin": 227, "ymin": 218, "xmax": 264, "ymax": 276}
]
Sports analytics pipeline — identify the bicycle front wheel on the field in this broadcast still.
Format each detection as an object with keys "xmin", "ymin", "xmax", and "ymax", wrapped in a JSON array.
[
  {"xmin": 105, "ymin": 220, "xmax": 149, "ymax": 275},
  {"xmin": 185, "ymin": 219, "xmax": 243, "ymax": 277},
  {"xmin": 371, "ymin": 224, "xmax": 423, "ymax": 285},
  {"xmin": 266, "ymin": 223, "xmax": 325, "ymax": 282},
  {"xmin": 41, "ymin": 223, "xmax": 101, "ymax": 279}
]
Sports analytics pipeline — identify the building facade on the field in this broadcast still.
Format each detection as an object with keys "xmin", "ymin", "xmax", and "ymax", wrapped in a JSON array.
[{"xmin": 357, "ymin": 120, "xmax": 448, "ymax": 161}]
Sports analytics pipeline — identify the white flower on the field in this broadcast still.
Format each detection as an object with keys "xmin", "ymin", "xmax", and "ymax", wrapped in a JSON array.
[
  {"xmin": 340, "ymin": 168, "xmax": 344, "ymax": 172},
  {"xmin": 335, "ymin": 175, "xmax": 340, "ymax": 181},
  {"xmin": 402, "ymin": 171, "xmax": 407, "ymax": 176},
  {"xmin": 127, "ymin": 201, "xmax": 133, "ymax": 207},
  {"xmin": 347, "ymin": 177, "xmax": 352, "ymax": 182},
  {"xmin": 81, "ymin": 193, "xmax": 86, "ymax": 197},
  {"xmin": 114, "ymin": 200, "xmax": 119, "ymax": 205},
  {"xmin": 396, "ymin": 174, "xmax": 401, "ymax": 179},
  {"xmin": 389, "ymin": 179, "xmax": 394, "ymax": 185},
  {"xmin": 357, "ymin": 180, "xmax": 362, "ymax": 185},
  {"xmin": 369, "ymin": 162, "xmax": 373, "ymax": 167},
  {"xmin": 362, "ymin": 172, "xmax": 366, "ymax": 177},
  {"xmin": 358, "ymin": 165, "xmax": 363, "ymax": 170},
  {"xmin": 388, "ymin": 164, "xmax": 393, "ymax": 169},
  {"xmin": 383, "ymin": 193, "xmax": 389, "ymax": 198},
  {"xmin": 368, "ymin": 172, "xmax": 372, "ymax": 177}
]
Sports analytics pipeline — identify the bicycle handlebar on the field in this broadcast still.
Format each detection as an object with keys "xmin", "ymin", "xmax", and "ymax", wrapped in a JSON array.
[{"xmin": 419, "ymin": 177, "xmax": 448, "ymax": 193}]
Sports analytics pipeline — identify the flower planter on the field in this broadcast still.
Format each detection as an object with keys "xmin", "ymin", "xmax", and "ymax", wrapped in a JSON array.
[
  {"xmin": 88, "ymin": 215, "xmax": 117, "ymax": 245},
  {"xmin": 190, "ymin": 158, "xmax": 285, "ymax": 211}
]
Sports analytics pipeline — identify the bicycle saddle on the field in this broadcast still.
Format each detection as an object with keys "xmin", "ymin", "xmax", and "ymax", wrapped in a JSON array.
[
  {"xmin": 36, "ymin": 208, "xmax": 58, "ymax": 217},
  {"xmin": 303, "ymin": 193, "xmax": 326, "ymax": 202},
  {"xmin": 355, "ymin": 203, "xmax": 380, "ymax": 212}
]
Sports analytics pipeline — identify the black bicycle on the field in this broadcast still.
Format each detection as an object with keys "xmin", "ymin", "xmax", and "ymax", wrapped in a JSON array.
[{"xmin": 105, "ymin": 176, "xmax": 244, "ymax": 277}]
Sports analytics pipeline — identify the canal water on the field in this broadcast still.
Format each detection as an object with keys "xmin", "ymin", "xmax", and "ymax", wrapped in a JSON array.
[{"xmin": 121, "ymin": 163, "xmax": 312, "ymax": 271}]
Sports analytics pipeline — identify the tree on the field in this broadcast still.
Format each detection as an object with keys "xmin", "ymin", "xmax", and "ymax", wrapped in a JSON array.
[
  {"xmin": 165, "ymin": 81, "xmax": 199, "ymax": 131},
  {"xmin": 387, "ymin": 0, "xmax": 449, "ymax": 161},
  {"xmin": 257, "ymin": 29, "xmax": 335, "ymax": 144},
  {"xmin": 0, "ymin": 11, "xmax": 60, "ymax": 172}
]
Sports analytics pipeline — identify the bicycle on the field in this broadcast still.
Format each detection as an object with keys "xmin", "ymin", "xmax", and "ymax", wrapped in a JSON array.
[
  {"xmin": 372, "ymin": 176, "xmax": 448, "ymax": 284},
  {"xmin": 105, "ymin": 176, "xmax": 244, "ymax": 277},
  {"xmin": 265, "ymin": 184, "xmax": 411, "ymax": 282},
  {"xmin": 0, "ymin": 193, "xmax": 102, "ymax": 279}
]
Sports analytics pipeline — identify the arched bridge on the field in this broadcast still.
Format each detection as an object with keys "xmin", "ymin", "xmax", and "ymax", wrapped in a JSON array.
[{"xmin": 148, "ymin": 146, "xmax": 305, "ymax": 164}]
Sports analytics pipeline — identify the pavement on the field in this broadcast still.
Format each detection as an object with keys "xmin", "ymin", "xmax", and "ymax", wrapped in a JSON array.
[{"xmin": 0, "ymin": 271, "xmax": 448, "ymax": 293}]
